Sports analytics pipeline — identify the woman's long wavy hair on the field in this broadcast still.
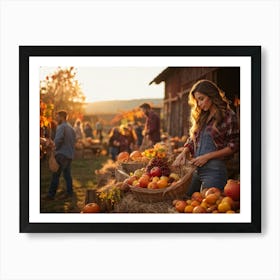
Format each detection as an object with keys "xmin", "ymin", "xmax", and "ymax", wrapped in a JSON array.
[{"xmin": 188, "ymin": 79, "xmax": 230, "ymax": 140}]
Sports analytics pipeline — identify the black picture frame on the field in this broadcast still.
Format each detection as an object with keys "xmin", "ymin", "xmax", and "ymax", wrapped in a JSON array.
[{"xmin": 19, "ymin": 46, "xmax": 261, "ymax": 233}]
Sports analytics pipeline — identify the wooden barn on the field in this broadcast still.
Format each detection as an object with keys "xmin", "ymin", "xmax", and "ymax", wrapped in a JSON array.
[{"xmin": 149, "ymin": 67, "xmax": 240, "ymax": 137}]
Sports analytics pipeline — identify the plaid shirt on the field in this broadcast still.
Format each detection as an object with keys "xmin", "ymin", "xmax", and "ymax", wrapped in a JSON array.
[{"xmin": 184, "ymin": 109, "xmax": 239, "ymax": 157}]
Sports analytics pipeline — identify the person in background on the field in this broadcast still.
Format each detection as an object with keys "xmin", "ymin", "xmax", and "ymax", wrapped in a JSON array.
[
  {"xmin": 83, "ymin": 122, "xmax": 93, "ymax": 138},
  {"xmin": 95, "ymin": 120, "xmax": 103, "ymax": 142},
  {"xmin": 118, "ymin": 125, "xmax": 133, "ymax": 153},
  {"xmin": 173, "ymin": 80, "xmax": 239, "ymax": 197},
  {"xmin": 139, "ymin": 103, "xmax": 161, "ymax": 146},
  {"xmin": 127, "ymin": 123, "xmax": 138, "ymax": 151},
  {"xmin": 73, "ymin": 119, "xmax": 83, "ymax": 141},
  {"xmin": 108, "ymin": 127, "xmax": 121, "ymax": 161},
  {"xmin": 46, "ymin": 110, "xmax": 76, "ymax": 200},
  {"xmin": 134, "ymin": 121, "xmax": 144, "ymax": 148}
]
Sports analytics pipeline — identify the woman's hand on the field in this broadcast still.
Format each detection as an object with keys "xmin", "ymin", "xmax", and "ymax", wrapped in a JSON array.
[
  {"xmin": 172, "ymin": 148, "xmax": 189, "ymax": 166},
  {"xmin": 190, "ymin": 154, "xmax": 210, "ymax": 167}
]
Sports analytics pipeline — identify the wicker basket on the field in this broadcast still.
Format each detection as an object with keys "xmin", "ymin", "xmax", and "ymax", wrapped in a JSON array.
[
  {"xmin": 120, "ymin": 161, "xmax": 147, "ymax": 174},
  {"xmin": 128, "ymin": 163, "xmax": 196, "ymax": 203},
  {"xmin": 115, "ymin": 168, "xmax": 130, "ymax": 182}
]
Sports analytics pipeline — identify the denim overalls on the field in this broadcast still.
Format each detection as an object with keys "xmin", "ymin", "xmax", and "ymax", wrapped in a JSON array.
[{"xmin": 187, "ymin": 126, "xmax": 227, "ymax": 196}]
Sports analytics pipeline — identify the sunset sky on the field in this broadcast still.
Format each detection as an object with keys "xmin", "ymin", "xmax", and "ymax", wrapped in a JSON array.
[{"xmin": 40, "ymin": 67, "xmax": 165, "ymax": 102}]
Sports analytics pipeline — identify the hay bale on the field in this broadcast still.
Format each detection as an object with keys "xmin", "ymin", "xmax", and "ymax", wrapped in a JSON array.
[
  {"xmin": 95, "ymin": 160, "xmax": 119, "ymax": 186},
  {"xmin": 96, "ymin": 181, "xmax": 125, "ymax": 212},
  {"xmin": 113, "ymin": 193, "xmax": 177, "ymax": 213}
]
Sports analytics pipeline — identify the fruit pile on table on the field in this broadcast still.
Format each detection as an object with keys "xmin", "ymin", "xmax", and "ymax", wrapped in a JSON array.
[{"xmin": 173, "ymin": 180, "xmax": 240, "ymax": 213}]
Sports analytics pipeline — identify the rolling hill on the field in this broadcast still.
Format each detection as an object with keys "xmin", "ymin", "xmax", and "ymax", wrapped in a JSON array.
[{"xmin": 85, "ymin": 98, "xmax": 163, "ymax": 115}]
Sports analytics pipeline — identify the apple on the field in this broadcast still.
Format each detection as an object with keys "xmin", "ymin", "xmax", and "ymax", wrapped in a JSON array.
[
  {"xmin": 175, "ymin": 200, "xmax": 187, "ymax": 213},
  {"xmin": 150, "ymin": 167, "xmax": 162, "ymax": 177},
  {"xmin": 191, "ymin": 192, "xmax": 203, "ymax": 203},
  {"xmin": 139, "ymin": 175, "xmax": 150, "ymax": 188},
  {"xmin": 123, "ymin": 176, "xmax": 137, "ymax": 186},
  {"xmin": 132, "ymin": 180, "xmax": 139, "ymax": 186},
  {"xmin": 224, "ymin": 179, "xmax": 240, "ymax": 201},
  {"xmin": 205, "ymin": 187, "xmax": 221, "ymax": 198},
  {"xmin": 169, "ymin": 173, "xmax": 180, "ymax": 181},
  {"xmin": 193, "ymin": 205, "xmax": 207, "ymax": 213},
  {"xmin": 152, "ymin": 176, "xmax": 160, "ymax": 182},
  {"xmin": 147, "ymin": 182, "xmax": 159, "ymax": 189},
  {"xmin": 134, "ymin": 169, "xmax": 144, "ymax": 179},
  {"xmin": 126, "ymin": 175, "xmax": 137, "ymax": 185},
  {"xmin": 160, "ymin": 176, "xmax": 169, "ymax": 181}
]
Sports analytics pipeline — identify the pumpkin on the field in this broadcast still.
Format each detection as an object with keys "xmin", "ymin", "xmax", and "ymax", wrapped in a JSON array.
[
  {"xmin": 81, "ymin": 203, "xmax": 100, "ymax": 213},
  {"xmin": 129, "ymin": 150, "xmax": 142, "ymax": 161},
  {"xmin": 117, "ymin": 152, "xmax": 130, "ymax": 163}
]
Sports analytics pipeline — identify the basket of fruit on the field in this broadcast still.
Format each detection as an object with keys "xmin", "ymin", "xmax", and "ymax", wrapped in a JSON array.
[
  {"xmin": 116, "ymin": 151, "xmax": 148, "ymax": 174},
  {"xmin": 122, "ymin": 145, "xmax": 196, "ymax": 202}
]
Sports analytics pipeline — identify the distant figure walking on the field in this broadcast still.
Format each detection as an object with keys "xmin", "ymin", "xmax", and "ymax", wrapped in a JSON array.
[
  {"xmin": 134, "ymin": 121, "xmax": 144, "ymax": 148},
  {"xmin": 84, "ymin": 122, "xmax": 93, "ymax": 138},
  {"xmin": 139, "ymin": 103, "xmax": 161, "ymax": 146},
  {"xmin": 74, "ymin": 119, "xmax": 83, "ymax": 141},
  {"xmin": 96, "ymin": 120, "xmax": 103, "ymax": 142}
]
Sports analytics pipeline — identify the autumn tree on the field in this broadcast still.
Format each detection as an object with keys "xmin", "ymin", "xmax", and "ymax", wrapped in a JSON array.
[
  {"xmin": 111, "ymin": 108, "xmax": 145, "ymax": 126},
  {"xmin": 40, "ymin": 67, "xmax": 86, "ymax": 125}
]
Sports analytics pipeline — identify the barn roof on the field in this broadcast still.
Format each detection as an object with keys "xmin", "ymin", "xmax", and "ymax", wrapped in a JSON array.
[{"xmin": 149, "ymin": 67, "xmax": 174, "ymax": 85}]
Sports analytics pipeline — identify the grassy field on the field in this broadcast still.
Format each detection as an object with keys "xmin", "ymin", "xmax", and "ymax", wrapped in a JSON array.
[{"xmin": 40, "ymin": 155, "xmax": 109, "ymax": 213}]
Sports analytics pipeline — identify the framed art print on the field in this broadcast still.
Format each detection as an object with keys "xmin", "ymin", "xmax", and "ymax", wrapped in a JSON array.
[{"xmin": 19, "ymin": 46, "xmax": 261, "ymax": 233}]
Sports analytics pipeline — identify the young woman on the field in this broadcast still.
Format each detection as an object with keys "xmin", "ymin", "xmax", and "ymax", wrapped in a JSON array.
[{"xmin": 173, "ymin": 80, "xmax": 239, "ymax": 196}]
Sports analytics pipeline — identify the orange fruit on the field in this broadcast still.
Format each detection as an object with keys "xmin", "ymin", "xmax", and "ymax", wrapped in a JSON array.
[
  {"xmin": 205, "ymin": 193, "xmax": 219, "ymax": 205},
  {"xmin": 218, "ymin": 202, "xmax": 231, "ymax": 213},
  {"xmin": 160, "ymin": 176, "xmax": 169, "ymax": 182},
  {"xmin": 184, "ymin": 205, "xmax": 194, "ymax": 213},
  {"xmin": 157, "ymin": 179, "xmax": 168, "ymax": 189},
  {"xmin": 193, "ymin": 205, "xmax": 207, "ymax": 213},
  {"xmin": 221, "ymin": 196, "xmax": 234, "ymax": 207},
  {"xmin": 191, "ymin": 200, "xmax": 200, "ymax": 207},
  {"xmin": 200, "ymin": 201, "xmax": 208, "ymax": 209},
  {"xmin": 191, "ymin": 192, "xmax": 203, "ymax": 203}
]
